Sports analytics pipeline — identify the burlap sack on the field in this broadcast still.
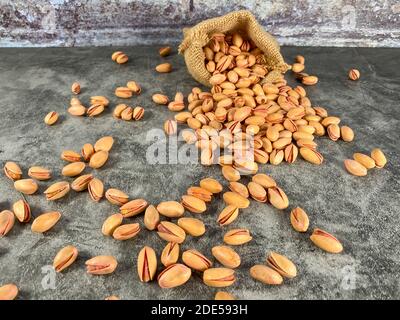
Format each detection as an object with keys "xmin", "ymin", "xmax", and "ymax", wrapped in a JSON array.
[{"xmin": 179, "ymin": 10, "xmax": 289, "ymax": 87}]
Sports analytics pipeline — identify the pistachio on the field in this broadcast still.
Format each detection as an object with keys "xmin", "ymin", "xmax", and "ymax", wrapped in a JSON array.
[
  {"xmin": 31, "ymin": 211, "xmax": 61, "ymax": 233},
  {"xmin": 158, "ymin": 264, "xmax": 191, "ymax": 288},
  {"xmin": 267, "ymin": 252, "xmax": 297, "ymax": 278},
  {"xmin": 252, "ymin": 173, "xmax": 276, "ymax": 188},
  {"xmin": 88, "ymin": 178, "xmax": 104, "ymax": 202},
  {"xmin": 4, "ymin": 161, "xmax": 22, "ymax": 180},
  {"xmin": 120, "ymin": 199, "xmax": 148, "ymax": 217},
  {"xmin": 14, "ymin": 179, "xmax": 38, "ymax": 195},
  {"xmin": 353, "ymin": 153, "xmax": 376, "ymax": 169},
  {"xmin": 371, "ymin": 148, "xmax": 387, "ymax": 168},
  {"xmin": 215, "ymin": 291, "xmax": 235, "ymax": 300},
  {"xmin": 0, "ymin": 210, "xmax": 15, "ymax": 237},
  {"xmin": 28, "ymin": 166, "xmax": 51, "ymax": 180},
  {"xmin": 157, "ymin": 201, "xmax": 185, "ymax": 218},
  {"xmin": 102, "ymin": 213, "xmax": 123, "ymax": 236},
  {"xmin": 156, "ymin": 62, "xmax": 172, "ymax": 73},
  {"xmin": 71, "ymin": 82, "xmax": 81, "ymax": 94},
  {"xmin": 44, "ymin": 181, "xmax": 70, "ymax": 200},
  {"xmin": 181, "ymin": 195, "xmax": 207, "ymax": 213},
  {"xmin": 133, "ymin": 106, "xmax": 144, "ymax": 120},
  {"xmin": 182, "ymin": 249, "xmax": 212, "ymax": 271},
  {"xmin": 137, "ymin": 246, "xmax": 157, "ymax": 282},
  {"xmin": 105, "ymin": 188, "xmax": 129, "ymax": 206},
  {"xmin": 152, "ymin": 93, "xmax": 169, "ymax": 105},
  {"xmin": 267, "ymin": 187, "xmax": 289, "ymax": 210},
  {"xmin": 177, "ymin": 217, "xmax": 205, "ymax": 236},
  {"xmin": 115, "ymin": 86, "xmax": 132, "ymax": 99},
  {"xmin": 233, "ymin": 159, "xmax": 258, "ymax": 175},
  {"xmin": 295, "ymin": 55, "xmax": 305, "ymax": 64},
  {"xmin": 68, "ymin": 105, "xmax": 86, "ymax": 116},
  {"xmin": 121, "ymin": 106, "xmax": 133, "ymax": 120},
  {"xmin": 71, "ymin": 174, "xmax": 93, "ymax": 191},
  {"xmin": 161, "ymin": 242, "xmax": 180, "ymax": 267},
  {"xmin": 164, "ymin": 119, "xmax": 177, "ymax": 136},
  {"xmin": 61, "ymin": 150, "xmax": 81, "ymax": 162},
  {"xmin": 90, "ymin": 96, "xmax": 109, "ymax": 107},
  {"xmin": 348, "ymin": 69, "xmax": 360, "ymax": 80},
  {"xmin": 0, "ymin": 284, "xmax": 19, "ymax": 300},
  {"xmin": 340, "ymin": 126, "xmax": 354, "ymax": 142},
  {"xmin": 53, "ymin": 245, "xmax": 78, "ymax": 272},
  {"xmin": 344, "ymin": 159, "xmax": 367, "ymax": 176},
  {"xmin": 44, "ymin": 111, "xmax": 59, "ymax": 125},
  {"xmin": 89, "ymin": 150, "xmax": 109, "ymax": 169},
  {"xmin": 157, "ymin": 221, "xmax": 186, "ymax": 244},
  {"xmin": 113, "ymin": 104, "xmax": 128, "ymax": 118},
  {"xmin": 159, "ymin": 46, "xmax": 171, "ymax": 57},
  {"xmin": 292, "ymin": 63, "xmax": 305, "ymax": 73},
  {"xmin": 321, "ymin": 116, "xmax": 341, "ymax": 127},
  {"xmin": 187, "ymin": 186, "xmax": 212, "ymax": 202},
  {"xmin": 203, "ymin": 268, "xmax": 235, "ymax": 287},
  {"xmin": 302, "ymin": 75, "xmax": 318, "ymax": 85},
  {"xmin": 250, "ymin": 265, "xmax": 283, "ymax": 285},
  {"xmin": 87, "ymin": 104, "xmax": 105, "ymax": 117},
  {"xmin": 211, "ymin": 245, "xmax": 241, "ymax": 269},
  {"xmin": 223, "ymin": 228, "xmax": 252, "ymax": 245},
  {"xmin": 229, "ymin": 182, "xmax": 249, "ymax": 198},
  {"xmin": 290, "ymin": 207, "xmax": 309, "ymax": 232},
  {"xmin": 217, "ymin": 205, "xmax": 239, "ymax": 226},
  {"xmin": 200, "ymin": 177, "xmax": 223, "ymax": 194},
  {"xmin": 86, "ymin": 255, "xmax": 118, "ymax": 275},
  {"xmin": 12, "ymin": 199, "xmax": 31, "ymax": 223},
  {"xmin": 248, "ymin": 181, "xmax": 267, "ymax": 202},
  {"xmin": 327, "ymin": 124, "xmax": 340, "ymax": 141},
  {"xmin": 284, "ymin": 143, "xmax": 298, "ymax": 163},
  {"xmin": 112, "ymin": 51, "xmax": 128, "ymax": 64},
  {"xmin": 222, "ymin": 192, "xmax": 250, "ymax": 209},
  {"xmin": 113, "ymin": 223, "xmax": 140, "ymax": 240},
  {"xmin": 61, "ymin": 161, "xmax": 86, "ymax": 177},
  {"xmin": 310, "ymin": 228, "xmax": 343, "ymax": 253},
  {"xmin": 299, "ymin": 147, "xmax": 324, "ymax": 165},
  {"xmin": 144, "ymin": 205, "xmax": 160, "ymax": 231},
  {"xmin": 94, "ymin": 136, "xmax": 114, "ymax": 152}
]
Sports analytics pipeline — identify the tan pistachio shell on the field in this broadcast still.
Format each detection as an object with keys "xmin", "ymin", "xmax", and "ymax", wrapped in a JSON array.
[
  {"xmin": 203, "ymin": 268, "xmax": 236, "ymax": 287},
  {"xmin": 14, "ymin": 179, "xmax": 38, "ymax": 195},
  {"xmin": 61, "ymin": 150, "xmax": 81, "ymax": 162},
  {"xmin": 157, "ymin": 264, "xmax": 191, "ymax": 288},
  {"xmin": 137, "ymin": 246, "xmax": 157, "ymax": 282},
  {"xmin": 215, "ymin": 291, "xmax": 235, "ymax": 300},
  {"xmin": 12, "ymin": 199, "xmax": 31, "ymax": 223},
  {"xmin": 217, "ymin": 205, "xmax": 239, "ymax": 226},
  {"xmin": 53, "ymin": 245, "xmax": 78, "ymax": 272},
  {"xmin": 31, "ymin": 211, "xmax": 61, "ymax": 233},
  {"xmin": 290, "ymin": 207, "xmax": 309, "ymax": 232},
  {"xmin": 102, "ymin": 213, "xmax": 123, "ymax": 236},
  {"xmin": 144, "ymin": 205, "xmax": 160, "ymax": 231},
  {"xmin": 182, "ymin": 249, "xmax": 212, "ymax": 271},
  {"xmin": 228, "ymin": 182, "xmax": 249, "ymax": 198},
  {"xmin": 267, "ymin": 187, "xmax": 289, "ymax": 209},
  {"xmin": 161, "ymin": 242, "xmax": 180, "ymax": 267},
  {"xmin": 120, "ymin": 199, "xmax": 148, "ymax": 217},
  {"xmin": 157, "ymin": 221, "xmax": 186, "ymax": 244},
  {"xmin": 0, "ymin": 210, "xmax": 15, "ymax": 237},
  {"xmin": 250, "ymin": 265, "xmax": 283, "ymax": 285},
  {"xmin": 61, "ymin": 162, "xmax": 86, "ymax": 177},
  {"xmin": 223, "ymin": 228, "xmax": 252, "ymax": 245},
  {"xmin": 105, "ymin": 188, "xmax": 129, "ymax": 206},
  {"xmin": 112, "ymin": 223, "xmax": 140, "ymax": 240},
  {"xmin": 187, "ymin": 186, "xmax": 213, "ymax": 202},
  {"xmin": 44, "ymin": 181, "xmax": 70, "ymax": 200},
  {"xmin": 177, "ymin": 217, "xmax": 205, "ymax": 237},
  {"xmin": 199, "ymin": 178, "xmax": 223, "ymax": 193},
  {"xmin": 157, "ymin": 201, "xmax": 185, "ymax": 218},
  {"xmin": 222, "ymin": 192, "xmax": 250, "ymax": 209},
  {"xmin": 94, "ymin": 136, "xmax": 114, "ymax": 152},
  {"xmin": 88, "ymin": 178, "xmax": 104, "ymax": 202},
  {"xmin": 86, "ymin": 255, "xmax": 118, "ymax": 275},
  {"xmin": 310, "ymin": 228, "xmax": 343, "ymax": 253},
  {"xmin": 371, "ymin": 148, "xmax": 387, "ymax": 168},
  {"xmin": 181, "ymin": 195, "xmax": 207, "ymax": 213},
  {"xmin": 4, "ymin": 161, "xmax": 22, "ymax": 180},
  {"xmin": 211, "ymin": 245, "xmax": 241, "ymax": 269},
  {"xmin": 71, "ymin": 174, "xmax": 93, "ymax": 191},
  {"xmin": 89, "ymin": 151, "xmax": 109, "ymax": 169},
  {"xmin": 28, "ymin": 166, "xmax": 51, "ymax": 180},
  {"xmin": 267, "ymin": 252, "xmax": 297, "ymax": 278},
  {"xmin": 0, "ymin": 284, "xmax": 19, "ymax": 300}
]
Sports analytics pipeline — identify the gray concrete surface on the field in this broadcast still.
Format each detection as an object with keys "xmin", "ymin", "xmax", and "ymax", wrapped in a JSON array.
[
  {"xmin": 0, "ymin": 46, "xmax": 399, "ymax": 300},
  {"xmin": 1, "ymin": 0, "xmax": 400, "ymax": 48}
]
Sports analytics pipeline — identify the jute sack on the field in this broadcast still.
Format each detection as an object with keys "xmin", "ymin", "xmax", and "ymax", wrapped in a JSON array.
[{"xmin": 179, "ymin": 10, "xmax": 289, "ymax": 87}]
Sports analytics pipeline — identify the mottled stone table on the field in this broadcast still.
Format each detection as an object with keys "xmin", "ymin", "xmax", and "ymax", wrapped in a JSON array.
[{"xmin": 0, "ymin": 46, "xmax": 399, "ymax": 300}]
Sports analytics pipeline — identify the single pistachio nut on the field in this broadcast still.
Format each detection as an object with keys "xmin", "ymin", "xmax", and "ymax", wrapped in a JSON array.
[
  {"xmin": 71, "ymin": 174, "xmax": 93, "ymax": 191},
  {"xmin": 68, "ymin": 105, "xmax": 86, "ymax": 116},
  {"xmin": 310, "ymin": 228, "xmax": 343, "ymax": 253},
  {"xmin": 44, "ymin": 181, "xmax": 70, "ymax": 200},
  {"xmin": 229, "ymin": 182, "xmax": 249, "ymax": 198},
  {"xmin": 152, "ymin": 93, "xmax": 169, "ymax": 105},
  {"xmin": 70, "ymin": 97, "xmax": 82, "ymax": 106},
  {"xmin": 344, "ymin": 159, "xmax": 367, "ymax": 176},
  {"xmin": 267, "ymin": 252, "xmax": 297, "ymax": 278},
  {"xmin": 137, "ymin": 246, "xmax": 157, "ymax": 282},
  {"xmin": 81, "ymin": 144, "xmax": 94, "ymax": 162},
  {"xmin": 4, "ymin": 161, "xmax": 22, "ymax": 180},
  {"xmin": 14, "ymin": 179, "xmax": 38, "ymax": 195},
  {"xmin": 203, "ymin": 268, "xmax": 235, "ymax": 287},
  {"xmin": 156, "ymin": 63, "xmax": 172, "ymax": 73},
  {"xmin": 292, "ymin": 63, "xmax": 305, "ymax": 73},
  {"xmin": 187, "ymin": 186, "xmax": 212, "ymax": 202},
  {"xmin": 88, "ymin": 178, "xmax": 104, "ymax": 202},
  {"xmin": 89, "ymin": 150, "xmax": 109, "ymax": 169},
  {"xmin": 252, "ymin": 173, "xmax": 277, "ymax": 188},
  {"xmin": 90, "ymin": 96, "xmax": 109, "ymax": 107},
  {"xmin": 133, "ymin": 106, "xmax": 144, "ymax": 120},
  {"xmin": 53, "ymin": 245, "xmax": 78, "ymax": 272},
  {"xmin": 44, "ymin": 111, "xmax": 59, "ymax": 125},
  {"xmin": 340, "ymin": 126, "xmax": 354, "ymax": 142},
  {"xmin": 222, "ymin": 192, "xmax": 250, "ymax": 209},
  {"xmin": 348, "ymin": 69, "xmax": 360, "ymax": 80},
  {"xmin": 290, "ymin": 207, "xmax": 309, "ymax": 232},
  {"xmin": 87, "ymin": 104, "xmax": 105, "ymax": 117},
  {"xmin": 157, "ymin": 221, "xmax": 186, "ymax": 244},
  {"xmin": 161, "ymin": 242, "xmax": 180, "ymax": 267},
  {"xmin": 211, "ymin": 245, "xmax": 241, "ymax": 269},
  {"xmin": 182, "ymin": 249, "xmax": 212, "ymax": 271},
  {"xmin": 177, "ymin": 217, "xmax": 205, "ymax": 237},
  {"xmin": 12, "ymin": 199, "xmax": 31, "ymax": 223},
  {"xmin": 268, "ymin": 187, "xmax": 289, "ymax": 210},
  {"xmin": 31, "ymin": 211, "xmax": 61, "ymax": 233},
  {"xmin": 94, "ymin": 136, "xmax": 114, "ymax": 152},
  {"xmin": 299, "ymin": 147, "xmax": 324, "ymax": 165},
  {"xmin": 102, "ymin": 213, "xmax": 123, "ymax": 236},
  {"xmin": 105, "ymin": 188, "xmax": 129, "ymax": 206},
  {"xmin": 200, "ymin": 177, "xmax": 223, "ymax": 194},
  {"xmin": 113, "ymin": 104, "xmax": 128, "ymax": 118},
  {"xmin": 302, "ymin": 75, "xmax": 318, "ymax": 85},
  {"xmin": 61, "ymin": 161, "xmax": 86, "ymax": 177},
  {"xmin": 164, "ymin": 119, "xmax": 177, "ymax": 136},
  {"xmin": 353, "ymin": 153, "xmax": 376, "ymax": 169},
  {"xmin": 321, "ymin": 116, "xmax": 341, "ymax": 127},
  {"xmin": 0, "ymin": 284, "xmax": 19, "ymax": 300},
  {"xmin": 71, "ymin": 82, "xmax": 81, "ymax": 94},
  {"xmin": 115, "ymin": 86, "xmax": 133, "ymax": 99},
  {"xmin": 158, "ymin": 264, "xmax": 191, "ymax": 288},
  {"xmin": 159, "ymin": 46, "xmax": 171, "ymax": 57},
  {"xmin": 144, "ymin": 205, "xmax": 160, "ymax": 231},
  {"xmin": 250, "ymin": 265, "xmax": 283, "ymax": 285},
  {"xmin": 120, "ymin": 199, "xmax": 148, "ymax": 217},
  {"xmin": 327, "ymin": 124, "xmax": 340, "ymax": 141},
  {"xmin": 113, "ymin": 223, "xmax": 140, "ymax": 240},
  {"xmin": 371, "ymin": 148, "xmax": 387, "ymax": 168},
  {"xmin": 223, "ymin": 228, "xmax": 252, "ymax": 245},
  {"xmin": 61, "ymin": 150, "xmax": 81, "ymax": 162},
  {"xmin": 157, "ymin": 201, "xmax": 185, "ymax": 218},
  {"xmin": 181, "ymin": 195, "xmax": 207, "ymax": 213},
  {"xmin": 28, "ymin": 166, "xmax": 51, "ymax": 180},
  {"xmin": 127, "ymin": 81, "xmax": 142, "ymax": 94},
  {"xmin": 86, "ymin": 255, "xmax": 118, "ymax": 275},
  {"xmin": 217, "ymin": 205, "xmax": 239, "ymax": 226},
  {"xmin": 121, "ymin": 106, "xmax": 133, "ymax": 120},
  {"xmin": 248, "ymin": 181, "xmax": 267, "ymax": 202},
  {"xmin": 215, "ymin": 291, "xmax": 235, "ymax": 300},
  {"xmin": 0, "ymin": 210, "xmax": 15, "ymax": 237},
  {"xmin": 111, "ymin": 51, "xmax": 128, "ymax": 64}
]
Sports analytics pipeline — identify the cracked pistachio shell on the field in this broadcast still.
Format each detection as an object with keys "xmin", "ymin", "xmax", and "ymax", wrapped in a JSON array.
[
  {"xmin": 157, "ymin": 221, "xmax": 186, "ymax": 244},
  {"xmin": 31, "ymin": 211, "xmax": 61, "ymax": 233},
  {"xmin": 222, "ymin": 165, "xmax": 241, "ymax": 182},
  {"xmin": 215, "ymin": 291, "xmax": 235, "ymax": 300},
  {"xmin": 62, "ymin": 161, "xmax": 86, "ymax": 177},
  {"xmin": 89, "ymin": 150, "xmax": 109, "ymax": 169},
  {"xmin": 223, "ymin": 192, "xmax": 250, "ymax": 209},
  {"xmin": 71, "ymin": 174, "xmax": 93, "ymax": 191},
  {"xmin": 137, "ymin": 246, "xmax": 157, "ymax": 282},
  {"xmin": 200, "ymin": 177, "xmax": 223, "ymax": 194},
  {"xmin": 211, "ymin": 245, "xmax": 241, "ymax": 269},
  {"xmin": 112, "ymin": 223, "xmax": 140, "ymax": 240},
  {"xmin": 14, "ymin": 179, "xmax": 38, "ymax": 195},
  {"xmin": 94, "ymin": 136, "xmax": 114, "ymax": 152},
  {"xmin": 53, "ymin": 245, "xmax": 78, "ymax": 272},
  {"xmin": 81, "ymin": 143, "xmax": 94, "ymax": 162},
  {"xmin": 44, "ymin": 111, "xmax": 59, "ymax": 125},
  {"xmin": 28, "ymin": 166, "xmax": 51, "ymax": 180},
  {"xmin": 157, "ymin": 201, "xmax": 185, "ymax": 218},
  {"xmin": 340, "ymin": 126, "xmax": 354, "ymax": 142},
  {"xmin": 0, "ymin": 284, "xmax": 19, "ymax": 300},
  {"xmin": 4, "ymin": 161, "xmax": 22, "ymax": 180},
  {"xmin": 203, "ymin": 268, "xmax": 236, "ymax": 288},
  {"xmin": 181, "ymin": 195, "xmax": 207, "ymax": 213},
  {"xmin": 344, "ymin": 159, "xmax": 367, "ymax": 176},
  {"xmin": 113, "ymin": 104, "xmax": 128, "ymax": 118},
  {"xmin": 120, "ymin": 199, "xmax": 148, "ymax": 217},
  {"xmin": 267, "ymin": 252, "xmax": 297, "ymax": 278},
  {"xmin": 223, "ymin": 228, "xmax": 252, "ymax": 245},
  {"xmin": 217, "ymin": 205, "xmax": 239, "ymax": 226},
  {"xmin": 158, "ymin": 264, "xmax": 191, "ymax": 289},
  {"xmin": 0, "ymin": 210, "xmax": 15, "ymax": 237},
  {"xmin": 250, "ymin": 265, "xmax": 283, "ymax": 285},
  {"xmin": 102, "ymin": 213, "xmax": 123, "ymax": 236},
  {"xmin": 144, "ymin": 205, "xmax": 160, "ymax": 231},
  {"xmin": 87, "ymin": 104, "xmax": 105, "ymax": 116},
  {"xmin": 290, "ymin": 207, "xmax": 309, "ymax": 232},
  {"xmin": 310, "ymin": 228, "xmax": 343, "ymax": 253},
  {"xmin": 86, "ymin": 255, "xmax": 118, "ymax": 275},
  {"xmin": 105, "ymin": 188, "xmax": 129, "ymax": 206},
  {"xmin": 267, "ymin": 187, "xmax": 289, "ymax": 210},
  {"xmin": 161, "ymin": 242, "xmax": 180, "ymax": 267},
  {"xmin": 371, "ymin": 148, "xmax": 387, "ymax": 168},
  {"xmin": 44, "ymin": 181, "xmax": 70, "ymax": 200},
  {"xmin": 61, "ymin": 150, "xmax": 81, "ymax": 162},
  {"xmin": 12, "ymin": 199, "xmax": 31, "ymax": 223},
  {"xmin": 252, "ymin": 174, "xmax": 277, "ymax": 188},
  {"xmin": 248, "ymin": 181, "xmax": 267, "ymax": 202},
  {"xmin": 353, "ymin": 153, "xmax": 375, "ymax": 169},
  {"xmin": 187, "ymin": 186, "xmax": 213, "ymax": 202},
  {"xmin": 182, "ymin": 249, "xmax": 212, "ymax": 271},
  {"xmin": 90, "ymin": 96, "xmax": 109, "ymax": 107},
  {"xmin": 177, "ymin": 217, "xmax": 205, "ymax": 236},
  {"xmin": 299, "ymin": 147, "xmax": 323, "ymax": 165},
  {"xmin": 88, "ymin": 178, "xmax": 104, "ymax": 202},
  {"xmin": 229, "ymin": 181, "xmax": 249, "ymax": 198}
]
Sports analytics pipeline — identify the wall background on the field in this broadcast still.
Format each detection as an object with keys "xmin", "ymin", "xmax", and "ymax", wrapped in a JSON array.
[{"xmin": 0, "ymin": 0, "xmax": 399, "ymax": 47}]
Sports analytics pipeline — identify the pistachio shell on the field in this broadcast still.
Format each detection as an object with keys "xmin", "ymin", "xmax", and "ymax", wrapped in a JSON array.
[
  {"xmin": 248, "ymin": 181, "xmax": 267, "ymax": 202},
  {"xmin": 177, "ymin": 217, "xmax": 205, "ymax": 236},
  {"xmin": 112, "ymin": 223, "xmax": 140, "ymax": 240},
  {"xmin": 137, "ymin": 246, "xmax": 157, "ymax": 282},
  {"xmin": 105, "ymin": 188, "xmax": 129, "ymax": 206},
  {"xmin": 0, "ymin": 210, "xmax": 15, "ymax": 237},
  {"xmin": 102, "ymin": 213, "xmax": 123, "ymax": 236},
  {"xmin": 223, "ymin": 228, "xmax": 252, "ymax": 245},
  {"xmin": 252, "ymin": 173, "xmax": 276, "ymax": 188},
  {"xmin": 344, "ymin": 159, "xmax": 367, "ymax": 176},
  {"xmin": 157, "ymin": 221, "xmax": 186, "ymax": 244},
  {"xmin": 86, "ymin": 255, "xmax": 118, "ymax": 275},
  {"xmin": 353, "ymin": 153, "xmax": 375, "ymax": 169},
  {"xmin": 182, "ymin": 249, "xmax": 212, "ymax": 271},
  {"xmin": 290, "ymin": 207, "xmax": 309, "ymax": 232},
  {"xmin": 187, "ymin": 186, "xmax": 213, "ymax": 202},
  {"xmin": 181, "ymin": 195, "xmax": 207, "ymax": 213},
  {"xmin": 217, "ymin": 205, "xmax": 239, "ymax": 226},
  {"xmin": 89, "ymin": 151, "xmax": 109, "ymax": 169},
  {"xmin": 61, "ymin": 150, "xmax": 81, "ymax": 162},
  {"xmin": 157, "ymin": 201, "xmax": 185, "ymax": 218},
  {"xmin": 144, "ymin": 205, "xmax": 160, "ymax": 231},
  {"xmin": 371, "ymin": 148, "xmax": 387, "ymax": 168},
  {"xmin": 71, "ymin": 174, "xmax": 93, "ymax": 191},
  {"xmin": 14, "ymin": 179, "xmax": 38, "ymax": 195},
  {"xmin": 222, "ymin": 192, "xmax": 250, "ymax": 209},
  {"xmin": 158, "ymin": 264, "xmax": 191, "ymax": 288},
  {"xmin": 120, "ymin": 199, "xmax": 148, "ymax": 217},
  {"xmin": 94, "ymin": 136, "xmax": 114, "ymax": 152},
  {"xmin": 0, "ymin": 284, "xmax": 19, "ymax": 300},
  {"xmin": 44, "ymin": 181, "xmax": 70, "ymax": 200},
  {"xmin": 299, "ymin": 147, "xmax": 323, "ymax": 165},
  {"xmin": 81, "ymin": 143, "xmax": 94, "ymax": 161},
  {"xmin": 4, "ymin": 161, "xmax": 22, "ymax": 180},
  {"xmin": 31, "ymin": 211, "xmax": 61, "ymax": 233},
  {"xmin": 310, "ymin": 228, "xmax": 343, "ymax": 253},
  {"xmin": 267, "ymin": 252, "xmax": 297, "ymax": 278},
  {"xmin": 250, "ymin": 265, "xmax": 283, "ymax": 285},
  {"xmin": 62, "ymin": 162, "xmax": 86, "ymax": 177},
  {"xmin": 211, "ymin": 245, "xmax": 241, "ymax": 269},
  {"xmin": 12, "ymin": 199, "xmax": 31, "ymax": 223},
  {"xmin": 44, "ymin": 111, "xmax": 59, "ymax": 125},
  {"xmin": 228, "ymin": 182, "xmax": 249, "ymax": 198},
  {"xmin": 221, "ymin": 165, "xmax": 241, "ymax": 182},
  {"xmin": 161, "ymin": 242, "xmax": 180, "ymax": 267},
  {"xmin": 53, "ymin": 245, "xmax": 78, "ymax": 272},
  {"xmin": 28, "ymin": 166, "xmax": 51, "ymax": 180},
  {"xmin": 88, "ymin": 178, "xmax": 104, "ymax": 202},
  {"xmin": 340, "ymin": 126, "xmax": 354, "ymax": 142},
  {"xmin": 267, "ymin": 187, "xmax": 289, "ymax": 209},
  {"xmin": 203, "ymin": 268, "xmax": 235, "ymax": 287},
  {"xmin": 200, "ymin": 177, "xmax": 223, "ymax": 194}
]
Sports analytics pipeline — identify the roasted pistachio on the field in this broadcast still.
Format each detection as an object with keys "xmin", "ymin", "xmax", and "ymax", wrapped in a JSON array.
[
  {"xmin": 4, "ymin": 161, "xmax": 22, "ymax": 180},
  {"xmin": 177, "ymin": 217, "xmax": 206, "ymax": 236},
  {"xmin": 250, "ymin": 265, "xmax": 283, "ymax": 285},
  {"xmin": 217, "ymin": 205, "xmax": 239, "ymax": 226},
  {"xmin": 12, "ymin": 199, "xmax": 31, "ymax": 223},
  {"xmin": 28, "ymin": 166, "xmax": 51, "ymax": 180},
  {"xmin": 137, "ymin": 246, "xmax": 157, "ymax": 282},
  {"xmin": 290, "ymin": 207, "xmax": 309, "ymax": 232},
  {"xmin": 157, "ymin": 221, "xmax": 186, "ymax": 244},
  {"xmin": 310, "ymin": 228, "xmax": 343, "ymax": 253},
  {"xmin": 144, "ymin": 205, "xmax": 160, "ymax": 231},
  {"xmin": 86, "ymin": 255, "xmax": 118, "ymax": 275},
  {"xmin": 14, "ymin": 179, "xmax": 38, "ymax": 195},
  {"xmin": 113, "ymin": 223, "xmax": 140, "ymax": 240},
  {"xmin": 203, "ymin": 268, "xmax": 235, "ymax": 287},
  {"xmin": 120, "ymin": 199, "xmax": 148, "ymax": 217},
  {"xmin": 161, "ymin": 242, "xmax": 180, "ymax": 267},
  {"xmin": 267, "ymin": 252, "xmax": 297, "ymax": 278},
  {"xmin": 157, "ymin": 201, "xmax": 185, "ymax": 218},
  {"xmin": 31, "ymin": 211, "xmax": 61, "ymax": 233},
  {"xmin": 0, "ymin": 284, "xmax": 19, "ymax": 300},
  {"xmin": 182, "ymin": 249, "xmax": 212, "ymax": 271},
  {"xmin": 211, "ymin": 245, "xmax": 241, "ymax": 269},
  {"xmin": 158, "ymin": 264, "xmax": 191, "ymax": 288},
  {"xmin": 53, "ymin": 245, "xmax": 78, "ymax": 272},
  {"xmin": 0, "ymin": 210, "xmax": 15, "ymax": 237},
  {"xmin": 105, "ymin": 188, "xmax": 129, "ymax": 206},
  {"xmin": 89, "ymin": 150, "xmax": 109, "ymax": 169},
  {"xmin": 181, "ymin": 195, "xmax": 207, "ymax": 213},
  {"xmin": 102, "ymin": 213, "xmax": 123, "ymax": 236},
  {"xmin": 71, "ymin": 174, "xmax": 93, "ymax": 191},
  {"xmin": 88, "ymin": 178, "xmax": 104, "ymax": 202},
  {"xmin": 223, "ymin": 228, "xmax": 252, "ymax": 245}
]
